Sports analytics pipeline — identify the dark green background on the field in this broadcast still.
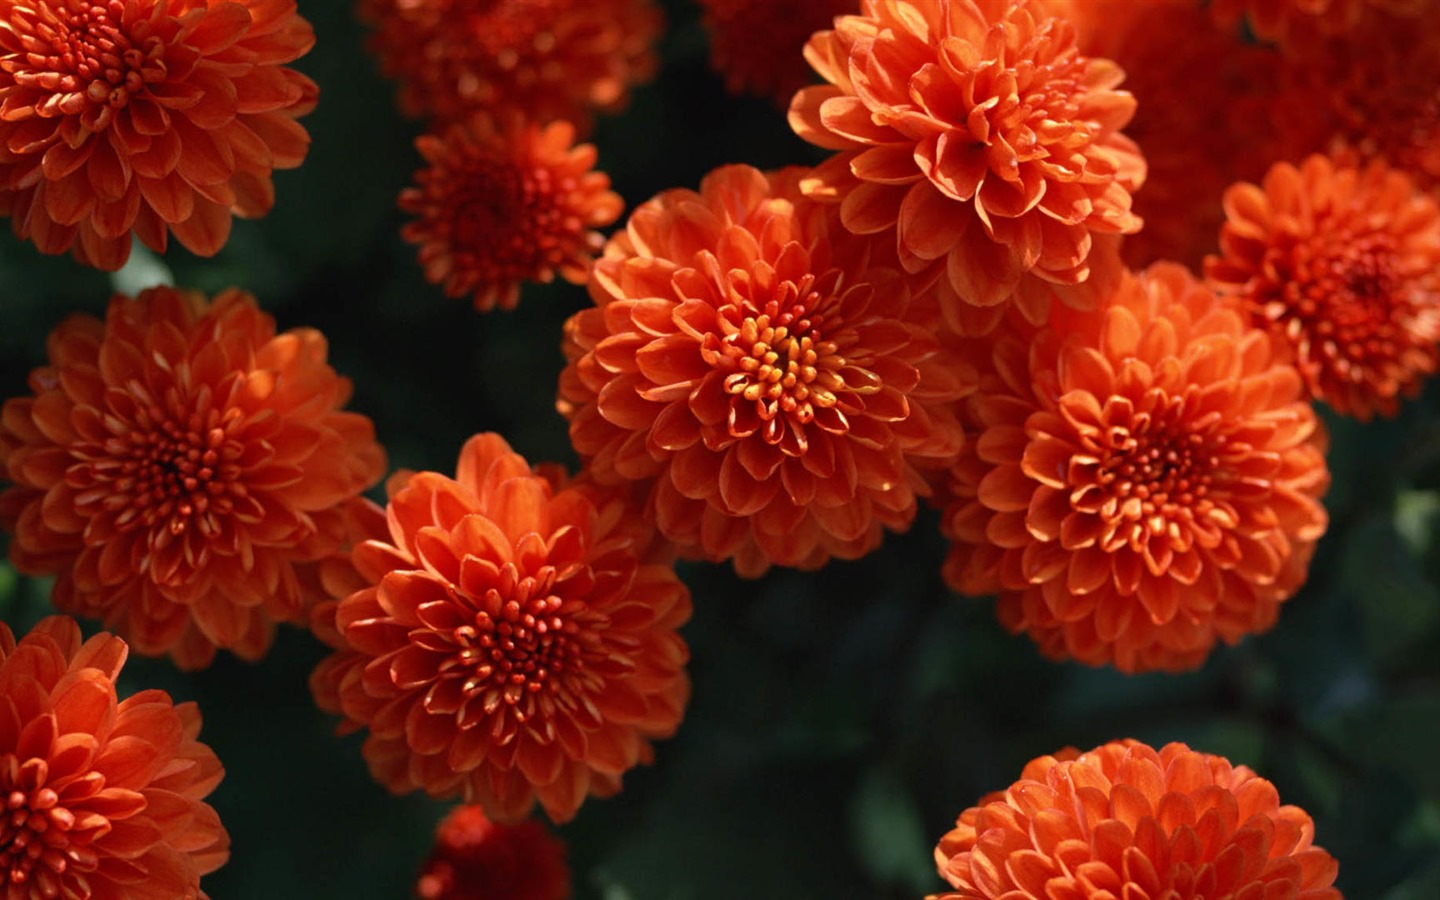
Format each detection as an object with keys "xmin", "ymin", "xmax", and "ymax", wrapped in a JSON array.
[{"xmin": 2, "ymin": 2, "xmax": 1438, "ymax": 896}]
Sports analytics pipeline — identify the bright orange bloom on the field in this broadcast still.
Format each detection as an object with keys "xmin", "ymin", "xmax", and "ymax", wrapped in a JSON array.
[
  {"xmin": 0, "ymin": 0, "xmax": 318, "ymax": 271},
  {"xmin": 696, "ymin": 0, "xmax": 855, "ymax": 106},
  {"xmin": 399, "ymin": 114, "xmax": 623, "ymax": 312},
  {"xmin": 309, "ymin": 433, "xmax": 691, "ymax": 823},
  {"xmin": 0, "ymin": 287, "xmax": 387, "ymax": 670},
  {"xmin": 788, "ymin": 0, "xmax": 1144, "ymax": 325},
  {"xmin": 1207, "ymin": 154, "xmax": 1440, "ymax": 420},
  {"xmin": 558, "ymin": 164, "xmax": 972, "ymax": 577},
  {"xmin": 941, "ymin": 263, "xmax": 1329, "ymax": 673},
  {"xmin": 1061, "ymin": 0, "xmax": 1286, "ymax": 270},
  {"xmin": 358, "ymin": 0, "xmax": 662, "ymax": 128},
  {"xmin": 930, "ymin": 739, "xmax": 1341, "ymax": 900},
  {"xmin": 0, "ymin": 616, "xmax": 229, "ymax": 899},
  {"xmin": 1210, "ymin": 0, "xmax": 1426, "ymax": 42},
  {"xmin": 415, "ymin": 805, "xmax": 571, "ymax": 900}
]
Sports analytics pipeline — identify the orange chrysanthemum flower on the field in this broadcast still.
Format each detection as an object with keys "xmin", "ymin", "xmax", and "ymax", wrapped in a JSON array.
[
  {"xmin": 0, "ymin": 616, "xmax": 229, "ymax": 899},
  {"xmin": 309, "ymin": 433, "xmax": 691, "ymax": 823},
  {"xmin": 1061, "ymin": 0, "xmax": 1286, "ymax": 270},
  {"xmin": 399, "ymin": 114, "xmax": 623, "ymax": 312},
  {"xmin": 0, "ymin": 287, "xmax": 387, "ymax": 670},
  {"xmin": 415, "ymin": 805, "xmax": 571, "ymax": 900},
  {"xmin": 788, "ymin": 0, "xmax": 1144, "ymax": 323},
  {"xmin": 1207, "ymin": 155, "xmax": 1440, "ymax": 421},
  {"xmin": 0, "ymin": 0, "xmax": 318, "ymax": 271},
  {"xmin": 941, "ymin": 263, "xmax": 1329, "ymax": 673},
  {"xmin": 696, "ymin": 0, "xmax": 856, "ymax": 106},
  {"xmin": 358, "ymin": 0, "xmax": 662, "ymax": 128},
  {"xmin": 930, "ymin": 739, "xmax": 1341, "ymax": 900},
  {"xmin": 558, "ymin": 164, "xmax": 972, "ymax": 577}
]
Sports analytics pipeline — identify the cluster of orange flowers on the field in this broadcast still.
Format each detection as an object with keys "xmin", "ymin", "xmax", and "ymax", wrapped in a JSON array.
[
  {"xmin": 1, "ymin": 0, "xmax": 1435, "ymax": 895},
  {"xmin": 365, "ymin": 0, "xmax": 660, "ymax": 312}
]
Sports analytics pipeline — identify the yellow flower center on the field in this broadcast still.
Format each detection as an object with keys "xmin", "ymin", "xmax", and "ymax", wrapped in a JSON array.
[{"xmin": 713, "ymin": 274, "xmax": 865, "ymax": 447}]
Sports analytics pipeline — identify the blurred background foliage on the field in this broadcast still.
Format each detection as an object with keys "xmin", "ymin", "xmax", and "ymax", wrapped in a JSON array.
[{"xmin": 2, "ymin": 2, "xmax": 1439, "ymax": 897}]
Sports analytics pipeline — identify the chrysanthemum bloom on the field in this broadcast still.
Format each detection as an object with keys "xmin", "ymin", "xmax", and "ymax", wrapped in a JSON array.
[
  {"xmin": 1210, "ymin": 0, "xmax": 1426, "ymax": 42},
  {"xmin": 930, "ymin": 739, "xmax": 1341, "ymax": 899},
  {"xmin": 399, "ymin": 114, "xmax": 623, "ymax": 312},
  {"xmin": 358, "ymin": 0, "xmax": 662, "ymax": 128},
  {"xmin": 558, "ymin": 164, "xmax": 972, "ymax": 577},
  {"xmin": 0, "ymin": 616, "xmax": 229, "ymax": 899},
  {"xmin": 941, "ymin": 263, "xmax": 1329, "ymax": 672},
  {"xmin": 415, "ymin": 805, "xmax": 571, "ymax": 900},
  {"xmin": 1060, "ymin": 0, "xmax": 1286, "ymax": 269},
  {"xmin": 788, "ymin": 0, "xmax": 1145, "ymax": 325},
  {"xmin": 1207, "ymin": 155, "xmax": 1440, "ymax": 421},
  {"xmin": 1271, "ymin": 9, "xmax": 1440, "ymax": 194},
  {"xmin": 309, "ymin": 433, "xmax": 691, "ymax": 823},
  {"xmin": 695, "ymin": 0, "xmax": 856, "ymax": 106},
  {"xmin": 0, "ymin": 287, "xmax": 387, "ymax": 670},
  {"xmin": 0, "ymin": 0, "xmax": 318, "ymax": 271}
]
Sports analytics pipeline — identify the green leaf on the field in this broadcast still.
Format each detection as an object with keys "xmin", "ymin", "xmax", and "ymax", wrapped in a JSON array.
[
  {"xmin": 1342, "ymin": 517, "xmax": 1440, "ymax": 664},
  {"xmin": 849, "ymin": 766, "xmax": 936, "ymax": 896},
  {"xmin": 0, "ymin": 559, "xmax": 14, "ymax": 622},
  {"xmin": 1393, "ymin": 489, "xmax": 1440, "ymax": 556},
  {"xmin": 1382, "ymin": 865, "xmax": 1440, "ymax": 900}
]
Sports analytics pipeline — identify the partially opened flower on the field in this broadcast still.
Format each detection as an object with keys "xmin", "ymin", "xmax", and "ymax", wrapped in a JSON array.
[
  {"xmin": 788, "ymin": 0, "xmax": 1144, "ymax": 324},
  {"xmin": 309, "ymin": 433, "xmax": 691, "ymax": 823},
  {"xmin": 0, "ymin": 0, "xmax": 318, "ymax": 270},
  {"xmin": 415, "ymin": 805, "xmax": 571, "ymax": 900},
  {"xmin": 696, "ymin": 0, "xmax": 856, "ymax": 106},
  {"xmin": 941, "ymin": 263, "xmax": 1329, "ymax": 672},
  {"xmin": 399, "ymin": 114, "xmax": 623, "ymax": 312},
  {"xmin": 1207, "ymin": 154, "xmax": 1440, "ymax": 420},
  {"xmin": 0, "ymin": 287, "xmax": 387, "ymax": 669},
  {"xmin": 930, "ymin": 739, "xmax": 1341, "ymax": 899},
  {"xmin": 0, "ymin": 616, "xmax": 229, "ymax": 899},
  {"xmin": 558, "ymin": 164, "xmax": 972, "ymax": 577},
  {"xmin": 359, "ymin": 0, "xmax": 662, "ymax": 128}
]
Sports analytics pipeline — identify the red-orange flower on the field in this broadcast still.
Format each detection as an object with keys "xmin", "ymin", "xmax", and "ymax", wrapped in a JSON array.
[
  {"xmin": 696, "ymin": 0, "xmax": 855, "ymax": 106},
  {"xmin": 358, "ymin": 0, "xmax": 662, "ymax": 129},
  {"xmin": 788, "ymin": 0, "xmax": 1144, "ymax": 323},
  {"xmin": 930, "ymin": 739, "xmax": 1341, "ymax": 899},
  {"xmin": 309, "ymin": 433, "xmax": 691, "ymax": 823},
  {"xmin": 1210, "ymin": 0, "xmax": 1426, "ymax": 42},
  {"xmin": 0, "ymin": 0, "xmax": 318, "ymax": 271},
  {"xmin": 0, "ymin": 616, "xmax": 229, "ymax": 899},
  {"xmin": 1272, "ymin": 8, "xmax": 1440, "ymax": 195},
  {"xmin": 1060, "ymin": 0, "xmax": 1286, "ymax": 270},
  {"xmin": 0, "ymin": 287, "xmax": 387, "ymax": 670},
  {"xmin": 558, "ymin": 164, "xmax": 972, "ymax": 577},
  {"xmin": 1207, "ymin": 154, "xmax": 1440, "ymax": 421},
  {"xmin": 399, "ymin": 114, "xmax": 623, "ymax": 312},
  {"xmin": 941, "ymin": 263, "xmax": 1329, "ymax": 673},
  {"xmin": 415, "ymin": 805, "xmax": 571, "ymax": 900}
]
